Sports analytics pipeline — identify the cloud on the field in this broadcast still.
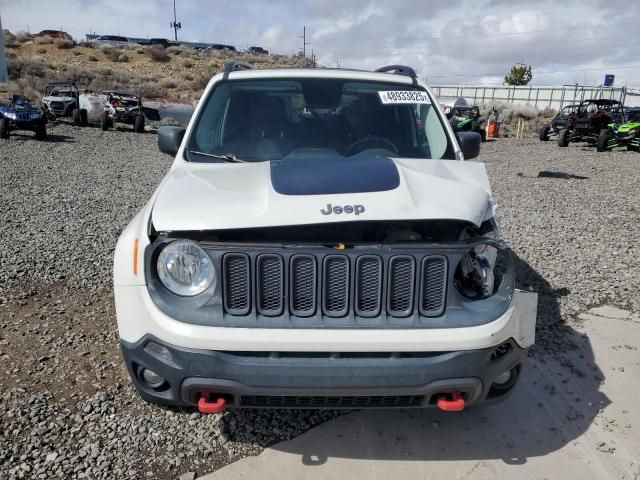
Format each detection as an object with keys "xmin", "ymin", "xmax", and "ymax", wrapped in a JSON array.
[{"xmin": 1, "ymin": 0, "xmax": 638, "ymax": 85}]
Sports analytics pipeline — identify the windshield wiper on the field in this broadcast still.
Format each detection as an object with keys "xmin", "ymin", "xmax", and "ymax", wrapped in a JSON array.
[{"xmin": 188, "ymin": 150, "xmax": 245, "ymax": 162}]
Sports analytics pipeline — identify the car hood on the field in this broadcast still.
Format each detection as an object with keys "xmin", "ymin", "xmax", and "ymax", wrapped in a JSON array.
[{"xmin": 151, "ymin": 157, "xmax": 494, "ymax": 231}]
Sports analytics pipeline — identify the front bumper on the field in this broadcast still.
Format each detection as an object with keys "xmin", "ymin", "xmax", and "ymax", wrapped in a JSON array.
[{"xmin": 121, "ymin": 336, "xmax": 527, "ymax": 409}]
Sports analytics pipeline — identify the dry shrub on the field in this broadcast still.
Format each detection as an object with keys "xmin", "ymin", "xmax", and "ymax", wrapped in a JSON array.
[
  {"xmin": 15, "ymin": 31, "xmax": 34, "ymax": 43},
  {"xmin": 147, "ymin": 45, "xmax": 171, "ymax": 62},
  {"xmin": 8, "ymin": 57, "xmax": 47, "ymax": 80},
  {"xmin": 183, "ymin": 60, "xmax": 194, "ymax": 69},
  {"xmin": 78, "ymin": 41, "xmax": 95, "ymax": 48},
  {"xmin": 159, "ymin": 79, "xmax": 178, "ymax": 89},
  {"xmin": 36, "ymin": 47, "xmax": 47, "ymax": 55},
  {"xmin": 136, "ymin": 48, "xmax": 145, "ymax": 54},
  {"xmin": 35, "ymin": 36, "xmax": 54, "ymax": 44},
  {"xmin": 88, "ymin": 55, "xmax": 99, "ymax": 62},
  {"xmin": 108, "ymin": 50, "xmax": 129, "ymax": 62},
  {"xmin": 166, "ymin": 46, "xmax": 187, "ymax": 56},
  {"xmin": 54, "ymin": 38, "xmax": 74, "ymax": 49},
  {"xmin": 72, "ymin": 50, "xmax": 83, "ymax": 56}
]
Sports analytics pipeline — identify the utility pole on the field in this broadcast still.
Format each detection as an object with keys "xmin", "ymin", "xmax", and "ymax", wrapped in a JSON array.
[
  {"xmin": 170, "ymin": 0, "xmax": 182, "ymax": 42},
  {"xmin": 300, "ymin": 26, "xmax": 310, "ymax": 66},
  {"xmin": 0, "ymin": 15, "xmax": 8, "ymax": 84}
]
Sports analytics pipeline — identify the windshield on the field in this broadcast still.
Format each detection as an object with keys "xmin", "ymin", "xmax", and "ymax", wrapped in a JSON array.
[{"xmin": 186, "ymin": 78, "xmax": 454, "ymax": 162}]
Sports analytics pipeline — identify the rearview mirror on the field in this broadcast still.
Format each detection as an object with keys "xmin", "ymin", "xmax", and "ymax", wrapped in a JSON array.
[
  {"xmin": 157, "ymin": 126, "xmax": 186, "ymax": 156},
  {"xmin": 455, "ymin": 132, "xmax": 481, "ymax": 160}
]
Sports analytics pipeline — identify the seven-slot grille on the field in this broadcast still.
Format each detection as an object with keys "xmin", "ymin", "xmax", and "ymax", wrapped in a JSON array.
[{"xmin": 222, "ymin": 253, "xmax": 447, "ymax": 319}]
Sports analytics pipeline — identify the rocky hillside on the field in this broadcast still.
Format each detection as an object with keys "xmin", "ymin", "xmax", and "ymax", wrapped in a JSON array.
[{"xmin": 2, "ymin": 30, "xmax": 306, "ymax": 102}]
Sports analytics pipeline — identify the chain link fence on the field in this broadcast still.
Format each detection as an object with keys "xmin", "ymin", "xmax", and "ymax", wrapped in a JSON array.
[{"xmin": 430, "ymin": 84, "xmax": 640, "ymax": 109}]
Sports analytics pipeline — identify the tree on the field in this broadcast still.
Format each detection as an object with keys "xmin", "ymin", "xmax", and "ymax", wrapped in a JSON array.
[{"xmin": 504, "ymin": 63, "xmax": 533, "ymax": 86}]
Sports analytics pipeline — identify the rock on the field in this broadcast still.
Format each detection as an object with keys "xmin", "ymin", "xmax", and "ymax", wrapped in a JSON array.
[{"xmin": 179, "ymin": 472, "xmax": 197, "ymax": 480}]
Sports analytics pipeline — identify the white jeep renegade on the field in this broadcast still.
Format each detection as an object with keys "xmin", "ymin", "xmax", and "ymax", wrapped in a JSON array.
[{"xmin": 113, "ymin": 63, "xmax": 537, "ymax": 413}]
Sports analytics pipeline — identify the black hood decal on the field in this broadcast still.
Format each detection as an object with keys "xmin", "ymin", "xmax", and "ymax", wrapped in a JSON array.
[{"xmin": 270, "ymin": 154, "xmax": 400, "ymax": 196}]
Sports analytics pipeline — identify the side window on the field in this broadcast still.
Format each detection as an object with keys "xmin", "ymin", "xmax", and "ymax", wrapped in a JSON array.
[{"xmin": 421, "ymin": 104, "xmax": 448, "ymax": 159}]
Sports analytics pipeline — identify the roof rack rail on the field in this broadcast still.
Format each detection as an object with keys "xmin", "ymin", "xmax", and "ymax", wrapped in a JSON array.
[
  {"xmin": 223, "ymin": 61, "xmax": 254, "ymax": 79},
  {"xmin": 375, "ymin": 65, "xmax": 418, "ymax": 84}
]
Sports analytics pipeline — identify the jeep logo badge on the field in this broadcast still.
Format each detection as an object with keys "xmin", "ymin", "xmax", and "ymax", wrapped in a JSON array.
[{"xmin": 320, "ymin": 204, "xmax": 365, "ymax": 216}]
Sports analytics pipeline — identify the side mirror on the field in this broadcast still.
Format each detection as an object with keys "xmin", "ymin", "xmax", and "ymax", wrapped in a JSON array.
[
  {"xmin": 157, "ymin": 126, "xmax": 186, "ymax": 156},
  {"xmin": 455, "ymin": 131, "xmax": 481, "ymax": 159}
]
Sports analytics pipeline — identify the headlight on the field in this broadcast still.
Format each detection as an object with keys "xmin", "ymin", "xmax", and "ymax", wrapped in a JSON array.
[
  {"xmin": 157, "ymin": 240, "xmax": 215, "ymax": 296},
  {"xmin": 4, "ymin": 112, "xmax": 16, "ymax": 120},
  {"xmin": 454, "ymin": 249, "xmax": 495, "ymax": 300}
]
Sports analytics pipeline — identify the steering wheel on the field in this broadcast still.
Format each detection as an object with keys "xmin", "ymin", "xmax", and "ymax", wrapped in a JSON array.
[{"xmin": 344, "ymin": 136, "xmax": 399, "ymax": 157}]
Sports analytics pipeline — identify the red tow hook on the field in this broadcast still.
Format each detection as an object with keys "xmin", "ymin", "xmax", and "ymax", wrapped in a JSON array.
[
  {"xmin": 198, "ymin": 393, "xmax": 227, "ymax": 414},
  {"xmin": 437, "ymin": 391, "xmax": 465, "ymax": 412}
]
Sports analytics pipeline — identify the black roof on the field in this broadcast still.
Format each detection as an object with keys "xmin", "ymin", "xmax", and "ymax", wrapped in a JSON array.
[
  {"xmin": 581, "ymin": 99, "xmax": 622, "ymax": 106},
  {"xmin": 47, "ymin": 80, "xmax": 77, "ymax": 86}
]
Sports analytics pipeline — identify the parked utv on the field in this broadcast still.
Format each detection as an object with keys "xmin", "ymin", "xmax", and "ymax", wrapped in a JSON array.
[
  {"xmin": 42, "ymin": 80, "xmax": 88, "ymax": 126},
  {"xmin": 539, "ymin": 104, "xmax": 580, "ymax": 141},
  {"xmin": 558, "ymin": 99, "xmax": 624, "ymax": 147},
  {"xmin": 100, "ymin": 91, "xmax": 160, "ymax": 133},
  {"xmin": 597, "ymin": 108, "xmax": 640, "ymax": 152},
  {"xmin": 0, "ymin": 95, "xmax": 47, "ymax": 140},
  {"xmin": 449, "ymin": 105, "xmax": 486, "ymax": 141}
]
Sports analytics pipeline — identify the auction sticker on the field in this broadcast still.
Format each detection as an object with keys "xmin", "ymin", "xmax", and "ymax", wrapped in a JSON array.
[{"xmin": 378, "ymin": 90, "xmax": 431, "ymax": 104}]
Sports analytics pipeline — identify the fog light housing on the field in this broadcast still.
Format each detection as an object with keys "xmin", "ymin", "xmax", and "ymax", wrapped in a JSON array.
[
  {"xmin": 492, "ymin": 367, "xmax": 518, "ymax": 390},
  {"xmin": 145, "ymin": 342, "xmax": 173, "ymax": 362},
  {"xmin": 141, "ymin": 368, "xmax": 166, "ymax": 389}
]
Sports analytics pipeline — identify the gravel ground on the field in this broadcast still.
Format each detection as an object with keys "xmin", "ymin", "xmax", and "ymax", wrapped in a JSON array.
[{"xmin": 0, "ymin": 123, "xmax": 639, "ymax": 479}]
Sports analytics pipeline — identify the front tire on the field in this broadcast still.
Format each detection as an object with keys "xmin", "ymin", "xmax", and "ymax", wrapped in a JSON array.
[
  {"xmin": 72, "ymin": 108, "xmax": 81, "ymax": 126},
  {"xmin": 100, "ymin": 112, "xmax": 110, "ymax": 131},
  {"xmin": 539, "ymin": 126, "xmax": 550, "ymax": 141},
  {"xmin": 0, "ymin": 118, "xmax": 9, "ymax": 139},
  {"xmin": 134, "ymin": 114, "xmax": 145, "ymax": 133},
  {"xmin": 558, "ymin": 129, "xmax": 570, "ymax": 147},
  {"xmin": 596, "ymin": 129, "xmax": 611, "ymax": 152},
  {"xmin": 35, "ymin": 121, "xmax": 47, "ymax": 140},
  {"xmin": 80, "ymin": 109, "xmax": 88, "ymax": 126}
]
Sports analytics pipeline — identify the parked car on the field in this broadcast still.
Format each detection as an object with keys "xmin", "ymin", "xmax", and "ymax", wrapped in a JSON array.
[
  {"xmin": 100, "ymin": 91, "xmax": 160, "ymax": 132},
  {"xmin": 0, "ymin": 95, "xmax": 47, "ymax": 140},
  {"xmin": 93, "ymin": 35, "xmax": 129, "ymax": 47},
  {"xmin": 557, "ymin": 99, "xmax": 625, "ymax": 147},
  {"xmin": 35, "ymin": 30, "xmax": 72, "ymax": 40},
  {"xmin": 200, "ymin": 43, "xmax": 237, "ymax": 54},
  {"xmin": 539, "ymin": 103, "xmax": 580, "ymax": 141},
  {"xmin": 41, "ymin": 80, "xmax": 89, "ymax": 126},
  {"xmin": 597, "ymin": 107, "xmax": 640, "ymax": 152},
  {"xmin": 113, "ymin": 61, "xmax": 537, "ymax": 413},
  {"xmin": 248, "ymin": 46, "xmax": 268, "ymax": 55},
  {"xmin": 138, "ymin": 38, "xmax": 178, "ymax": 48}
]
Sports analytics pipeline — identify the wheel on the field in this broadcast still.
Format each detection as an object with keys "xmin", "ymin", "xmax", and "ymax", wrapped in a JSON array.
[
  {"xmin": 558, "ymin": 129, "xmax": 570, "ymax": 147},
  {"xmin": 479, "ymin": 128, "xmax": 487, "ymax": 142},
  {"xmin": 596, "ymin": 129, "xmax": 612, "ymax": 152},
  {"xmin": 134, "ymin": 114, "xmax": 145, "ymax": 133},
  {"xmin": 35, "ymin": 121, "xmax": 47, "ymax": 140},
  {"xmin": 80, "ymin": 109, "xmax": 88, "ymax": 126},
  {"xmin": 72, "ymin": 108, "xmax": 81, "ymax": 126},
  {"xmin": 539, "ymin": 126, "xmax": 550, "ymax": 141},
  {"xmin": 100, "ymin": 112, "xmax": 110, "ymax": 131},
  {"xmin": 0, "ymin": 118, "xmax": 9, "ymax": 139}
]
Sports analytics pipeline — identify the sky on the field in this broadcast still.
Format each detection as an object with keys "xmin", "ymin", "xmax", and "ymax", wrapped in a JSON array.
[{"xmin": 2, "ymin": 0, "xmax": 640, "ymax": 86}]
